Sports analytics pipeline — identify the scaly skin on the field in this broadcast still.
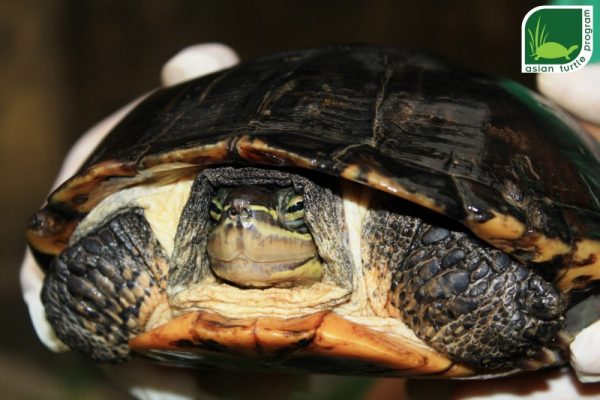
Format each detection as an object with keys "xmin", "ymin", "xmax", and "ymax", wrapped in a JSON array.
[
  {"xmin": 362, "ymin": 197, "xmax": 565, "ymax": 368},
  {"xmin": 42, "ymin": 209, "xmax": 168, "ymax": 362}
]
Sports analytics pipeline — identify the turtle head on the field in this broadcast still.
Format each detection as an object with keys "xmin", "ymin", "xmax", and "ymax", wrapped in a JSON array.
[
  {"xmin": 567, "ymin": 44, "xmax": 579, "ymax": 55},
  {"xmin": 206, "ymin": 185, "xmax": 323, "ymax": 288}
]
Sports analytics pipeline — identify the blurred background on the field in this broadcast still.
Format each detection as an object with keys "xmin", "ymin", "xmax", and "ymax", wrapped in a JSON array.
[{"xmin": 0, "ymin": 0, "xmax": 580, "ymax": 398}]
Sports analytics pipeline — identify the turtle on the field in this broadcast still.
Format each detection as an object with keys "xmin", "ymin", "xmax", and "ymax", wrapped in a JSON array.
[
  {"xmin": 26, "ymin": 47, "xmax": 600, "ymax": 378},
  {"xmin": 533, "ymin": 43, "xmax": 579, "ymax": 60}
]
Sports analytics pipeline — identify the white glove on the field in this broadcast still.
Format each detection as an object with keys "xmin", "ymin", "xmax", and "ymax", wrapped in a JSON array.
[
  {"xmin": 537, "ymin": 65, "xmax": 600, "ymax": 141},
  {"xmin": 537, "ymin": 68, "xmax": 600, "ymax": 383}
]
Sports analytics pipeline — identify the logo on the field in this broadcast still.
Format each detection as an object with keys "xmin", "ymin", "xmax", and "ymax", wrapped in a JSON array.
[{"xmin": 522, "ymin": 5, "xmax": 593, "ymax": 73}]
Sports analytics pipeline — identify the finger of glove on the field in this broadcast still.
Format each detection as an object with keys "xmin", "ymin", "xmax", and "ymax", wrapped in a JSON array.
[
  {"xmin": 161, "ymin": 43, "xmax": 239, "ymax": 86},
  {"xmin": 571, "ymin": 319, "xmax": 600, "ymax": 383},
  {"xmin": 537, "ymin": 64, "xmax": 600, "ymax": 126}
]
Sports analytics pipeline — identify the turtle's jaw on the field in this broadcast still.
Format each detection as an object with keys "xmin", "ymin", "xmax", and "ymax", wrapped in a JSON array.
[
  {"xmin": 209, "ymin": 256, "xmax": 323, "ymax": 288},
  {"xmin": 206, "ymin": 186, "xmax": 323, "ymax": 288}
]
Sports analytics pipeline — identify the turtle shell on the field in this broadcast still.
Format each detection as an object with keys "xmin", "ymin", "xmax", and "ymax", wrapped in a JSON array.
[{"xmin": 28, "ymin": 46, "xmax": 600, "ymax": 295}]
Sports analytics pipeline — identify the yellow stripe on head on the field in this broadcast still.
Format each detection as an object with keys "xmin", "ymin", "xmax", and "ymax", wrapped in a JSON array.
[
  {"xmin": 209, "ymin": 197, "xmax": 223, "ymax": 222},
  {"xmin": 249, "ymin": 205, "xmax": 278, "ymax": 220}
]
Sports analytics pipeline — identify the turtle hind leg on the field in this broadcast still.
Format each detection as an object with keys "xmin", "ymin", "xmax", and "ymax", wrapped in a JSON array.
[
  {"xmin": 42, "ymin": 208, "xmax": 168, "ymax": 362},
  {"xmin": 391, "ymin": 222, "xmax": 565, "ymax": 368}
]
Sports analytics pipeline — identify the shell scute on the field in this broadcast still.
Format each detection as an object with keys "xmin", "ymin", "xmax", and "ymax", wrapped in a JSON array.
[{"xmin": 28, "ymin": 47, "xmax": 600, "ymax": 288}]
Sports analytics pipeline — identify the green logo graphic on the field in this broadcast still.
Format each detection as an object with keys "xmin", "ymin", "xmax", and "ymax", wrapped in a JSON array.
[
  {"xmin": 522, "ymin": 6, "xmax": 594, "ymax": 73},
  {"xmin": 528, "ymin": 16, "xmax": 579, "ymax": 61}
]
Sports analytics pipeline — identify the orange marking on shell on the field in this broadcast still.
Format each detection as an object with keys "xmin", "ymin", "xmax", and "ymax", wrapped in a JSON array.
[
  {"xmin": 310, "ymin": 313, "xmax": 467, "ymax": 376},
  {"xmin": 467, "ymin": 211, "xmax": 526, "ymax": 243},
  {"xmin": 254, "ymin": 312, "xmax": 325, "ymax": 356},
  {"xmin": 50, "ymin": 160, "xmax": 137, "ymax": 213},
  {"xmin": 130, "ymin": 311, "xmax": 322, "ymax": 359},
  {"xmin": 140, "ymin": 140, "xmax": 231, "ymax": 167},
  {"xmin": 130, "ymin": 310, "xmax": 472, "ymax": 377},
  {"xmin": 523, "ymin": 233, "xmax": 571, "ymax": 263},
  {"xmin": 26, "ymin": 211, "xmax": 77, "ymax": 256},
  {"xmin": 573, "ymin": 238, "xmax": 600, "ymax": 266},
  {"xmin": 235, "ymin": 136, "xmax": 317, "ymax": 168},
  {"xmin": 28, "ymin": 161, "xmax": 138, "ymax": 256},
  {"xmin": 466, "ymin": 211, "xmax": 574, "ymax": 263},
  {"xmin": 341, "ymin": 165, "xmax": 444, "ymax": 214},
  {"xmin": 558, "ymin": 238, "xmax": 600, "ymax": 291},
  {"xmin": 465, "ymin": 210, "xmax": 600, "ymax": 294}
]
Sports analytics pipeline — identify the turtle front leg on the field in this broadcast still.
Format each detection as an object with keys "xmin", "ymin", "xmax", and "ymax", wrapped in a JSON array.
[
  {"xmin": 42, "ymin": 208, "xmax": 168, "ymax": 362},
  {"xmin": 361, "ymin": 200, "xmax": 565, "ymax": 369}
]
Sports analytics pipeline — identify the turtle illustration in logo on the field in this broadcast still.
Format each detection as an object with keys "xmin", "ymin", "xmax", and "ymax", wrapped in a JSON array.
[{"xmin": 528, "ymin": 17, "xmax": 579, "ymax": 60}]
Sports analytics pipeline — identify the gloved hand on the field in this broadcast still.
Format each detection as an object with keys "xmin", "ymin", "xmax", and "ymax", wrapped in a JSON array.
[
  {"xmin": 537, "ymin": 66, "xmax": 600, "ymax": 384},
  {"xmin": 537, "ymin": 65, "xmax": 600, "ymax": 142},
  {"xmin": 532, "ymin": 0, "xmax": 600, "ymax": 385}
]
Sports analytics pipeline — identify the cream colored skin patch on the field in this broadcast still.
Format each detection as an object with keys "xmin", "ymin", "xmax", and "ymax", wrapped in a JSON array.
[
  {"xmin": 334, "ymin": 181, "xmax": 373, "ymax": 316},
  {"xmin": 71, "ymin": 178, "xmax": 194, "ymax": 257},
  {"xmin": 170, "ymin": 279, "xmax": 352, "ymax": 319}
]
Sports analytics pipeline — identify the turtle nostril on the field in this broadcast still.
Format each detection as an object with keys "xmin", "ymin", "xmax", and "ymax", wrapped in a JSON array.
[
  {"xmin": 228, "ymin": 204, "xmax": 252, "ymax": 220},
  {"xmin": 240, "ymin": 207, "xmax": 251, "ymax": 220}
]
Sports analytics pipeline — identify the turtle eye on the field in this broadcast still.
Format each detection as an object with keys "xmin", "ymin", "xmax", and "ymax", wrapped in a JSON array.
[
  {"xmin": 209, "ymin": 197, "xmax": 222, "ymax": 222},
  {"xmin": 281, "ymin": 194, "xmax": 307, "ymax": 232}
]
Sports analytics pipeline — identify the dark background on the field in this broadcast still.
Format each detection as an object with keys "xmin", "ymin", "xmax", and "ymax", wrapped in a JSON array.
[{"xmin": 0, "ymin": 1, "xmax": 553, "ymax": 398}]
